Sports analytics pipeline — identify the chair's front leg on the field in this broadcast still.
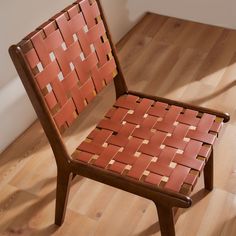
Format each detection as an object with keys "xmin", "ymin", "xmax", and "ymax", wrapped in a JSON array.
[
  {"xmin": 55, "ymin": 170, "xmax": 73, "ymax": 226},
  {"xmin": 204, "ymin": 148, "xmax": 214, "ymax": 191},
  {"xmin": 155, "ymin": 203, "xmax": 176, "ymax": 236}
]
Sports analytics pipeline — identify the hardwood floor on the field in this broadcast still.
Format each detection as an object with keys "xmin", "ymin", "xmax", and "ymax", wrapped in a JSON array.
[{"xmin": 1, "ymin": 13, "xmax": 236, "ymax": 235}]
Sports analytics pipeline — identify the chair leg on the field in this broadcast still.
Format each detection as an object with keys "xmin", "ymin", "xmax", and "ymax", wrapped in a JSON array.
[
  {"xmin": 204, "ymin": 148, "xmax": 214, "ymax": 191},
  {"xmin": 155, "ymin": 203, "xmax": 175, "ymax": 236},
  {"xmin": 55, "ymin": 170, "xmax": 72, "ymax": 226}
]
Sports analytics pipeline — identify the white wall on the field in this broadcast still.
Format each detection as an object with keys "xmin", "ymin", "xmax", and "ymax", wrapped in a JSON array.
[{"xmin": 1, "ymin": 0, "xmax": 236, "ymax": 153}]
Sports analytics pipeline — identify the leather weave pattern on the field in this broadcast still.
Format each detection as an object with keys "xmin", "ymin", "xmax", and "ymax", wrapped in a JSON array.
[
  {"xmin": 73, "ymin": 95, "xmax": 223, "ymax": 193},
  {"xmin": 21, "ymin": 0, "xmax": 117, "ymax": 131}
]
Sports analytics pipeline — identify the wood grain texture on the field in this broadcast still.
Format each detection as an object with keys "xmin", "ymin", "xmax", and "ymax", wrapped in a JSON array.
[{"xmin": 2, "ymin": 13, "xmax": 236, "ymax": 235}]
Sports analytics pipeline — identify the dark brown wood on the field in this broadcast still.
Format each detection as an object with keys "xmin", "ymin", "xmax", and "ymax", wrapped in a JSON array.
[
  {"xmin": 156, "ymin": 203, "xmax": 175, "ymax": 236},
  {"xmin": 96, "ymin": 0, "xmax": 128, "ymax": 98},
  {"xmin": 173, "ymin": 207, "xmax": 183, "ymax": 224},
  {"xmin": 204, "ymin": 149, "xmax": 214, "ymax": 191},
  {"xmin": 128, "ymin": 90, "xmax": 230, "ymax": 122},
  {"xmin": 55, "ymin": 170, "xmax": 73, "ymax": 225}
]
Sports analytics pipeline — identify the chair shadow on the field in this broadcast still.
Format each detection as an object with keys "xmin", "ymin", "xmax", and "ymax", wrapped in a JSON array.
[
  {"xmin": 0, "ymin": 175, "xmax": 83, "ymax": 235},
  {"xmin": 210, "ymin": 216, "xmax": 236, "ymax": 236},
  {"xmin": 134, "ymin": 222, "xmax": 160, "ymax": 236},
  {"xmin": 187, "ymin": 80, "xmax": 236, "ymax": 105}
]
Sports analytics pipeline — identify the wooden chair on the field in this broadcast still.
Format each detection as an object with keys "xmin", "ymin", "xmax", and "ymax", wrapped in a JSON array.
[{"xmin": 9, "ymin": 0, "xmax": 229, "ymax": 235}]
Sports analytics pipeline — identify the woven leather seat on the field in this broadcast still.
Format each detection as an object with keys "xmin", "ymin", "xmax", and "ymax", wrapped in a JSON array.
[
  {"xmin": 9, "ymin": 0, "xmax": 229, "ymax": 235},
  {"xmin": 73, "ymin": 94, "xmax": 223, "ymax": 194}
]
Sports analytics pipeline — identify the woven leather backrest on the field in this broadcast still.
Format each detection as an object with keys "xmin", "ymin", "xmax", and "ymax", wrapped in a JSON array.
[{"xmin": 18, "ymin": 0, "xmax": 117, "ymax": 132}]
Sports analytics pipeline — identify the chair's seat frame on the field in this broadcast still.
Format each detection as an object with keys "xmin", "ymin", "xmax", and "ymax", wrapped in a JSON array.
[{"xmin": 9, "ymin": 1, "xmax": 230, "ymax": 235}]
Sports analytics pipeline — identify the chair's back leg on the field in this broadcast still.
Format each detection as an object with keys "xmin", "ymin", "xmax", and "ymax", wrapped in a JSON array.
[
  {"xmin": 155, "ymin": 203, "xmax": 176, "ymax": 236},
  {"xmin": 55, "ymin": 170, "xmax": 73, "ymax": 226},
  {"xmin": 204, "ymin": 149, "xmax": 214, "ymax": 191}
]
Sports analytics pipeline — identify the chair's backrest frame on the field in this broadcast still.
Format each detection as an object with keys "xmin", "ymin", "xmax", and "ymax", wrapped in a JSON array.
[{"xmin": 9, "ymin": 0, "xmax": 128, "ymax": 166}]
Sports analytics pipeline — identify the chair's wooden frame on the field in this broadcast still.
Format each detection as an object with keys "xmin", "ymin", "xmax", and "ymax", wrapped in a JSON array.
[{"xmin": 9, "ymin": 1, "xmax": 229, "ymax": 235}]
